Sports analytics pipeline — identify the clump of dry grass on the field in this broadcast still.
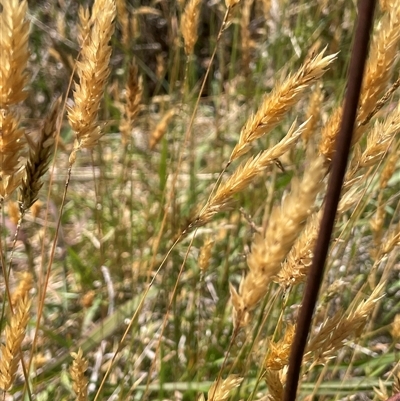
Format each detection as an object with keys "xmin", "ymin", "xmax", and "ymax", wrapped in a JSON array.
[
  {"xmin": 19, "ymin": 97, "xmax": 62, "ymax": 214},
  {"xmin": 181, "ymin": 0, "xmax": 202, "ymax": 56},
  {"xmin": 198, "ymin": 375, "xmax": 243, "ymax": 401},
  {"xmin": 67, "ymin": 0, "xmax": 116, "ymax": 162},
  {"xmin": 230, "ymin": 154, "xmax": 326, "ymax": 327},
  {"xmin": 0, "ymin": 295, "xmax": 31, "ymax": 391},
  {"xmin": 70, "ymin": 348, "xmax": 89, "ymax": 401},
  {"xmin": 230, "ymin": 49, "xmax": 336, "ymax": 161}
]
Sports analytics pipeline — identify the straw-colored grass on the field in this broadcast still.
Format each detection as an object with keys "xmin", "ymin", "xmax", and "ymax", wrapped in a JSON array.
[{"xmin": 1, "ymin": 0, "xmax": 399, "ymax": 400}]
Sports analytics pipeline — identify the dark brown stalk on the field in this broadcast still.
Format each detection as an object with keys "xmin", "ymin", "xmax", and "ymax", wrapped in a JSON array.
[{"xmin": 283, "ymin": 1, "xmax": 377, "ymax": 400}]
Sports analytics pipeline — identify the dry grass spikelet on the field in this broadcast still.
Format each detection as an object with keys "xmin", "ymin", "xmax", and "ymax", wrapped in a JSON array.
[
  {"xmin": 374, "ymin": 379, "xmax": 390, "ymax": 401},
  {"xmin": 67, "ymin": 0, "xmax": 116, "ymax": 161},
  {"xmin": 181, "ymin": 0, "xmax": 201, "ymax": 56},
  {"xmin": 358, "ymin": 108, "xmax": 400, "ymax": 169},
  {"xmin": 0, "ymin": 0, "xmax": 30, "ymax": 108},
  {"xmin": 265, "ymin": 324, "xmax": 295, "ymax": 370},
  {"xmin": 304, "ymin": 283, "xmax": 385, "ymax": 368},
  {"xmin": 277, "ymin": 213, "xmax": 320, "ymax": 288},
  {"xmin": 370, "ymin": 204, "xmax": 385, "ymax": 254},
  {"xmin": 11, "ymin": 272, "xmax": 33, "ymax": 307},
  {"xmin": 240, "ymin": 0, "xmax": 253, "ymax": 72},
  {"xmin": 318, "ymin": 105, "xmax": 342, "ymax": 162},
  {"xmin": 7, "ymin": 200, "xmax": 19, "ymax": 225},
  {"xmin": 391, "ymin": 314, "xmax": 400, "ymax": 339},
  {"xmin": 380, "ymin": 222, "xmax": 400, "ymax": 257},
  {"xmin": 264, "ymin": 369, "xmax": 284, "ymax": 401},
  {"xmin": 369, "ymin": 149, "xmax": 398, "ymax": 254},
  {"xmin": 0, "ymin": 295, "xmax": 31, "ymax": 391},
  {"xmin": 0, "ymin": 0, "xmax": 30, "ymax": 201},
  {"xmin": 231, "ymin": 48, "xmax": 337, "ymax": 161},
  {"xmin": 198, "ymin": 236, "xmax": 214, "ymax": 273},
  {"xmin": 193, "ymin": 119, "xmax": 307, "ymax": 229},
  {"xmin": 394, "ymin": 370, "xmax": 400, "ymax": 394},
  {"xmin": 0, "ymin": 111, "xmax": 26, "ymax": 200},
  {"xmin": 70, "ymin": 348, "xmax": 89, "ymax": 401},
  {"xmin": 225, "ymin": 0, "xmax": 241, "ymax": 7},
  {"xmin": 199, "ymin": 375, "xmax": 243, "ymax": 401},
  {"xmin": 230, "ymin": 154, "xmax": 326, "ymax": 327},
  {"xmin": 19, "ymin": 97, "xmax": 62, "ymax": 213},
  {"xmin": 149, "ymin": 109, "xmax": 176, "ymax": 150},
  {"xmin": 379, "ymin": 149, "xmax": 398, "ymax": 190},
  {"xmin": 120, "ymin": 62, "xmax": 143, "ymax": 145},
  {"xmin": 302, "ymin": 85, "xmax": 323, "ymax": 144},
  {"xmin": 115, "ymin": 0, "xmax": 130, "ymax": 48},
  {"xmin": 354, "ymin": 3, "xmax": 400, "ymax": 143}
]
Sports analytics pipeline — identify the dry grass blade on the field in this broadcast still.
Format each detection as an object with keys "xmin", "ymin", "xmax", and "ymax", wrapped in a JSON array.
[
  {"xmin": 67, "ymin": 0, "xmax": 116, "ymax": 157},
  {"xmin": 19, "ymin": 97, "xmax": 62, "ymax": 213},
  {"xmin": 0, "ymin": 295, "xmax": 31, "ymax": 391},
  {"xmin": 230, "ymin": 154, "xmax": 326, "ymax": 327},
  {"xmin": 230, "ymin": 48, "xmax": 337, "ymax": 161}
]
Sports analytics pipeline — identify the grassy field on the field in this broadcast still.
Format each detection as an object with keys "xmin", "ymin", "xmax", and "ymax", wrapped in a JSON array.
[{"xmin": 1, "ymin": 0, "xmax": 400, "ymax": 400}]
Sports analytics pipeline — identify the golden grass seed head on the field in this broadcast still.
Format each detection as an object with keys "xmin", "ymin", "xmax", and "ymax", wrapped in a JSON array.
[
  {"xmin": 0, "ymin": 295, "xmax": 31, "ymax": 391},
  {"xmin": 265, "ymin": 324, "xmax": 295, "ymax": 370},
  {"xmin": 231, "ymin": 48, "xmax": 337, "ymax": 161},
  {"xmin": 68, "ymin": 0, "xmax": 116, "ymax": 153},
  {"xmin": 19, "ymin": 97, "xmax": 62, "ymax": 213},
  {"xmin": 70, "ymin": 348, "xmax": 89, "ymax": 401},
  {"xmin": 10, "ymin": 272, "xmax": 33, "ymax": 307},
  {"xmin": 391, "ymin": 314, "xmax": 400, "ymax": 340},
  {"xmin": 207, "ymin": 375, "xmax": 243, "ymax": 401},
  {"xmin": 181, "ymin": 0, "xmax": 201, "ymax": 56},
  {"xmin": 0, "ymin": 0, "xmax": 30, "ymax": 108}
]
